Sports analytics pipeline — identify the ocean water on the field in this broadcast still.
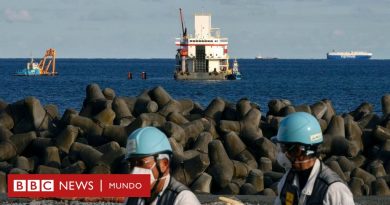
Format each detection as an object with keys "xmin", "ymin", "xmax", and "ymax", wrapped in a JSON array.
[{"xmin": 1, "ymin": 59, "xmax": 389, "ymax": 115}]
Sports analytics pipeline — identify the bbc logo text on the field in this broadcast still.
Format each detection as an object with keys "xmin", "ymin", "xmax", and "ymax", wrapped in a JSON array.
[{"xmin": 14, "ymin": 180, "xmax": 54, "ymax": 192}]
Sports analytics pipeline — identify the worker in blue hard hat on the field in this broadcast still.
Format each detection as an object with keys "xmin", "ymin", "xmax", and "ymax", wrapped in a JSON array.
[
  {"xmin": 272, "ymin": 112, "xmax": 354, "ymax": 205},
  {"xmin": 124, "ymin": 126, "xmax": 201, "ymax": 205}
]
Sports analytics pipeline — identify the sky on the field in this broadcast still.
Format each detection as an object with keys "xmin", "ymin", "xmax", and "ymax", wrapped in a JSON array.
[{"xmin": 1, "ymin": 0, "xmax": 390, "ymax": 59}]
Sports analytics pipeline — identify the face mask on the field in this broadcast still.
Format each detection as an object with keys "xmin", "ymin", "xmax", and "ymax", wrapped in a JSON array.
[
  {"xmin": 276, "ymin": 152, "xmax": 292, "ymax": 169},
  {"xmin": 130, "ymin": 163, "xmax": 156, "ymax": 185}
]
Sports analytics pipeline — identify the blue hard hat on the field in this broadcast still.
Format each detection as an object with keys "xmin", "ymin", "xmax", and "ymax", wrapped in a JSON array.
[
  {"xmin": 273, "ymin": 112, "xmax": 323, "ymax": 145},
  {"xmin": 125, "ymin": 126, "xmax": 172, "ymax": 160}
]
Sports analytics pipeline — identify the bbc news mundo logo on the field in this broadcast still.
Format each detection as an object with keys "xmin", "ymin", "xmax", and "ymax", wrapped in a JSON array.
[{"xmin": 8, "ymin": 174, "xmax": 150, "ymax": 198}]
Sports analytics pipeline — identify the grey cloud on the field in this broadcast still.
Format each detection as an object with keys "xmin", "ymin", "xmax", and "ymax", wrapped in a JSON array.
[{"xmin": 4, "ymin": 8, "xmax": 32, "ymax": 22}]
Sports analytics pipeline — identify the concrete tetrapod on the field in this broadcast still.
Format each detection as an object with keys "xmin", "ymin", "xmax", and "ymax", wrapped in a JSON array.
[
  {"xmin": 91, "ymin": 147, "xmax": 126, "ymax": 174},
  {"xmin": 253, "ymin": 137, "xmax": 277, "ymax": 163},
  {"xmin": 373, "ymin": 178, "xmax": 390, "ymax": 196},
  {"xmin": 373, "ymin": 125, "xmax": 390, "ymax": 143},
  {"xmin": 240, "ymin": 183, "xmax": 258, "ymax": 195},
  {"xmin": 246, "ymin": 169, "xmax": 264, "ymax": 192},
  {"xmin": 319, "ymin": 115, "xmax": 350, "ymax": 156},
  {"xmin": 166, "ymin": 112, "xmax": 189, "ymax": 125},
  {"xmin": 182, "ymin": 118, "xmax": 209, "ymax": 147},
  {"xmin": 349, "ymin": 177, "xmax": 365, "ymax": 196},
  {"xmin": 102, "ymin": 113, "xmax": 166, "ymax": 146},
  {"xmin": 267, "ymin": 99, "xmax": 291, "ymax": 116},
  {"xmin": 170, "ymin": 136, "xmax": 211, "ymax": 186},
  {"xmin": 325, "ymin": 160, "xmax": 348, "ymax": 182},
  {"xmin": 381, "ymin": 94, "xmax": 390, "ymax": 116},
  {"xmin": 37, "ymin": 165, "xmax": 61, "ymax": 174},
  {"xmin": 350, "ymin": 102, "xmax": 374, "ymax": 122},
  {"xmin": 14, "ymin": 156, "xmax": 31, "ymax": 172},
  {"xmin": 310, "ymin": 101, "xmax": 328, "ymax": 120},
  {"xmin": 0, "ymin": 125, "xmax": 13, "ymax": 142},
  {"xmin": 95, "ymin": 141, "xmax": 121, "ymax": 154},
  {"xmin": 149, "ymin": 86, "xmax": 193, "ymax": 117},
  {"xmin": 9, "ymin": 168, "xmax": 29, "ymax": 174},
  {"xmin": 204, "ymin": 98, "xmax": 225, "ymax": 123},
  {"xmin": 208, "ymin": 140, "xmax": 234, "ymax": 189},
  {"xmin": 224, "ymin": 132, "xmax": 258, "ymax": 169},
  {"xmin": 93, "ymin": 106, "xmax": 116, "ymax": 126},
  {"xmin": 102, "ymin": 88, "xmax": 116, "ymax": 101},
  {"xmin": 345, "ymin": 116, "xmax": 364, "ymax": 157},
  {"xmin": 236, "ymin": 99, "xmax": 252, "ymax": 119},
  {"xmin": 0, "ymin": 110, "xmax": 14, "ymax": 130},
  {"xmin": 112, "ymin": 97, "xmax": 135, "ymax": 126},
  {"xmin": 368, "ymin": 160, "xmax": 387, "ymax": 178},
  {"xmin": 44, "ymin": 146, "xmax": 61, "ymax": 168},
  {"xmin": 337, "ymin": 156, "xmax": 356, "ymax": 173},
  {"xmin": 321, "ymin": 99, "xmax": 337, "ymax": 123},
  {"xmin": 220, "ymin": 108, "xmax": 262, "ymax": 144},
  {"xmin": 79, "ymin": 83, "xmax": 108, "ymax": 118},
  {"xmin": 69, "ymin": 142, "xmax": 103, "ymax": 168},
  {"xmin": 55, "ymin": 125, "xmax": 79, "ymax": 154},
  {"xmin": 133, "ymin": 97, "xmax": 158, "ymax": 117},
  {"xmin": 61, "ymin": 160, "xmax": 86, "ymax": 174},
  {"xmin": 259, "ymin": 157, "xmax": 272, "ymax": 172},
  {"xmin": 0, "ymin": 131, "xmax": 37, "ymax": 161},
  {"xmin": 280, "ymin": 105, "xmax": 296, "ymax": 116},
  {"xmin": 294, "ymin": 104, "xmax": 311, "ymax": 114},
  {"xmin": 351, "ymin": 168, "xmax": 377, "ymax": 190},
  {"xmin": 0, "ymin": 171, "xmax": 6, "ymax": 194},
  {"xmin": 190, "ymin": 172, "xmax": 212, "ymax": 194}
]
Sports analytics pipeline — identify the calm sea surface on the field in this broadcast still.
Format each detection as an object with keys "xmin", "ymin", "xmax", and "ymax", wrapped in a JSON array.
[{"xmin": 1, "ymin": 59, "xmax": 389, "ymax": 115}]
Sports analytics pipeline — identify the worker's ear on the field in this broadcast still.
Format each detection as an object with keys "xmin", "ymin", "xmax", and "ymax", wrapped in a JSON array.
[{"xmin": 158, "ymin": 158, "xmax": 170, "ymax": 173}]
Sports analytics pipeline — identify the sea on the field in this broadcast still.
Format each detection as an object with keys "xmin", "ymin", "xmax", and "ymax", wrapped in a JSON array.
[{"xmin": 1, "ymin": 59, "xmax": 390, "ymax": 116}]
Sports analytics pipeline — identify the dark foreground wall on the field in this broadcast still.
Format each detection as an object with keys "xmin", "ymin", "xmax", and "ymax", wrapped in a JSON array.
[{"xmin": 0, "ymin": 83, "xmax": 390, "ymax": 199}]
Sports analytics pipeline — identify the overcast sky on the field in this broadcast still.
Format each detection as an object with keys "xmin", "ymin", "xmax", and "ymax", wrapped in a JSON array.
[{"xmin": 1, "ymin": 0, "xmax": 389, "ymax": 59}]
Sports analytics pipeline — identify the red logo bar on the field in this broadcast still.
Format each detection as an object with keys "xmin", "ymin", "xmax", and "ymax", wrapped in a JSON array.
[{"xmin": 8, "ymin": 174, "xmax": 150, "ymax": 198}]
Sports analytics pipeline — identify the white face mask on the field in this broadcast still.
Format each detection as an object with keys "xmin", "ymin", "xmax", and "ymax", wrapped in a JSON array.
[
  {"xmin": 276, "ymin": 152, "xmax": 292, "ymax": 169},
  {"xmin": 130, "ymin": 163, "xmax": 156, "ymax": 185}
]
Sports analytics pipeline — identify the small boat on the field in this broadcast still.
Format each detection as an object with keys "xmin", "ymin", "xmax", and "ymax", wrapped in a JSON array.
[
  {"xmin": 15, "ymin": 57, "xmax": 41, "ymax": 76},
  {"xmin": 226, "ymin": 59, "xmax": 241, "ymax": 80}
]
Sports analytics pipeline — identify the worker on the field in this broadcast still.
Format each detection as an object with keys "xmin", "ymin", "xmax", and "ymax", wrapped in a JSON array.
[
  {"xmin": 273, "ymin": 112, "xmax": 355, "ymax": 205},
  {"xmin": 124, "ymin": 126, "xmax": 201, "ymax": 205}
]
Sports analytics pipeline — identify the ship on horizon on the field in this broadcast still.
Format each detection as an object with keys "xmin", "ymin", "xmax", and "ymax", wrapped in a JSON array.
[
  {"xmin": 326, "ymin": 50, "xmax": 372, "ymax": 60},
  {"xmin": 255, "ymin": 55, "xmax": 278, "ymax": 60}
]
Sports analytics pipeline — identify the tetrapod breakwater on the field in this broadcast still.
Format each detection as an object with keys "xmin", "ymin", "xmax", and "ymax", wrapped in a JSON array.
[{"xmin": 0, "ymin": 83, "xmax": 390, "ymax": 203}]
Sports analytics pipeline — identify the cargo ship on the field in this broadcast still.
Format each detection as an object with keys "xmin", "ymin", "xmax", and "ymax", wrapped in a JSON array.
[
  {"xmin": 255, "ymin": 55, "xmax": 278, "ymax": 60},
  {"xmin": 174, "ymin": 9, "xmax": 236, "ymax": 80},
  {"xmin": 326, "ymin": 51, "xmax": 372, "ymax": 60}
]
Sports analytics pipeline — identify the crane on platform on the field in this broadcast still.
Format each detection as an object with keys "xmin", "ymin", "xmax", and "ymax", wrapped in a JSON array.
[
  {"xmin": 38, "ymin": 48, "xmax": 57, "ymax": 75},
  {"xmin": 179, "ymin": 8, "xmax": 187, "ymax": 39}
]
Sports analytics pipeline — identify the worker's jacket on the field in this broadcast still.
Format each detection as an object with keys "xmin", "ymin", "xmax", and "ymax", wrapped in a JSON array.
[
  {"xmin": 125, "ymin": 175, "xmax": 200, "ymax": 205},
  {"xmin": 274, "ymin": 159, "xmax": 355, "ymax": 205}
]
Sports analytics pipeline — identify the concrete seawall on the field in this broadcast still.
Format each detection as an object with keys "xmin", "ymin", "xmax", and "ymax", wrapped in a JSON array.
[{"xmin": 0, "ymin": 83, "xmax": 390, "ymax": 202}]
